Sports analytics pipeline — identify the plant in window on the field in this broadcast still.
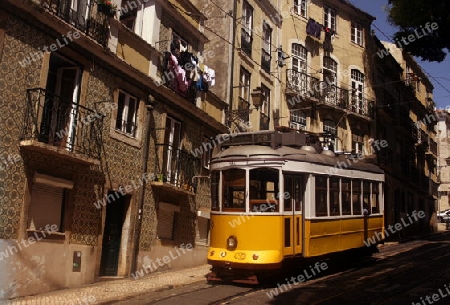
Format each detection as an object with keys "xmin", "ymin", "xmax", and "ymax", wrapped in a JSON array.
[{"xmin": 98, "ymin": 0, "xmax": 117, "ymax": 17}]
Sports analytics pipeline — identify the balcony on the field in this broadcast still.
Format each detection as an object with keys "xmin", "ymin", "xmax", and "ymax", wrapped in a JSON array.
[
  {"xmin": 285, "ymin": 70, "xmax": 374, "ymax": 119},
  {"xmin": 261, "ymin": 49, "xmax": 271, "ymax": 73},
  {"xmin": 41, "ymin": 0, "xmax": 110, "ymax": 46},
  {"xmin": 241, "ymin": 29, "xmax": 253, "ymax": 57},
  {"xmin": 348, "ymin": 96, "xmax": 373, "ymax": 118},
  {"xmin": 153, "ymin": 144, "xmax": 201, "ymax": 194},
  {"xmin": 323, "ymin": 83, "xmax": 349, "ymax": 108},
  {"xmin": 20, "ymin": 88, "xmax": 103, "ymax": 163},
  {"xmin": 286, "ymin": 69, "xmax": 321, "ymax": 100}
]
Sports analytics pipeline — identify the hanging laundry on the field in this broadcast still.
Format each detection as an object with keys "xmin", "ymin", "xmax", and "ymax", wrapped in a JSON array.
[
  {"xmin": 323, "ymin": 27, "xmax": 334, "ymax": 52},
  {"xmin": 203, "ymin": 66, "xmax": 216, "ymax": 87},
  {"xmin": 306, "ymin": 18, "xmax": 321, "ymax": 39},
  {"xmin": 168, "ymin": 54, "xmax": 189, "ymax": 94}
]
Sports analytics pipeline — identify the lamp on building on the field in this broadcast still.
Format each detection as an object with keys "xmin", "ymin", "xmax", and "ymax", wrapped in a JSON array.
[{"xmin": 251, "ymin": 87, "xmax": 263, "ymax": 110}]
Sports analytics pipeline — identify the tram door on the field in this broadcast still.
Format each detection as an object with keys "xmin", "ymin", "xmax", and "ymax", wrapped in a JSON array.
[{"xmin": 282, "ymin": 175, "xmax": 303, "ymax": 256}]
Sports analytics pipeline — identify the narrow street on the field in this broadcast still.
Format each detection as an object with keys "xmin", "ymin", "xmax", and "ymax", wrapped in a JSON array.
[{"xmin": 112, "ymin": 232, "xmax": 450, "ymax": 305}]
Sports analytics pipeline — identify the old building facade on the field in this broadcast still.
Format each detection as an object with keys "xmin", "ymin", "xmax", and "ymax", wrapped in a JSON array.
[
  {"xmin": 436, "ymin": 110, "xmax": 450, "ymax": 213},
  {"xmin": 0, "ymin": 0, "xmax": 226, "ymax": 299}
]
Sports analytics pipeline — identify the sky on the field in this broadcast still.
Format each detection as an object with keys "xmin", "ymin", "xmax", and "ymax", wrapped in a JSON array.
[{"xmin": 349, "ymin": 0, "xmax": 450, "ymax": 109}]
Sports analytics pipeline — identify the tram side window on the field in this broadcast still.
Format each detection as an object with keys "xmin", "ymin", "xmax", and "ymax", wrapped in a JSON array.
[
  {"xmin": 249, "ymin": 168, "xmax": 279, "ymax": 212},
  {"xmin": 315, "ymin": 176, "xmax": 328, "ymax": 216},
  {"xmin": 363, "ymin": 181, "xmax": 370, "ymax": 214},
  {"xmin": 330, "ymin": 177, "xmax": 340, "ymax": 216},
  {"xmin": 222, "ymin": 169, "xmax": 246, "ymax": 211},
  {"xmin": 341, "ymin": 179, "xmax": 351, "ymax": 215},
  {"xmin": 211, "ymin": 171, "xmax": 220, "ymax": 211},
  {"xmin": 371, "ymin": 182, "xmax": 380, "ymax": 213},
  {"xmin": 352, "ymin": 180, "xmax": 362, "ymax": 215}
]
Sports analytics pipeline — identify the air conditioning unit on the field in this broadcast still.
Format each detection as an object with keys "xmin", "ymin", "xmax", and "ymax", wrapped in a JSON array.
[{"xmin": 290, "ymin": 122, "xmax": 306, "ymax": 130}]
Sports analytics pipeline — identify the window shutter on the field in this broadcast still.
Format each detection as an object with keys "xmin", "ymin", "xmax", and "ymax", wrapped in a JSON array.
[
  {"xmin": 28, "ymin": 184, "xmax": 63, "ymax": 231},
  {"xmin": 157, "ymin": 209, "xmax": 175, "ymax": 240}
]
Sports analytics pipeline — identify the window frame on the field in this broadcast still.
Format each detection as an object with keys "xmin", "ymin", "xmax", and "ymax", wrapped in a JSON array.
[
  {"xmin": 115, "ymin": 90, "xmax": 139, "ymax": 138},
  {"xmin": 260, "ymin": 85, "xmax": 270, "ymax": 130},
  {"xmin": 294, "ymin": 0, "xmax": 308, "ymax": 18},
  {"xmin": 324, "ymin": 6, "xmax": 336, "ymax": 32},
  {"xmin": 351, "ymin": 21, "xmax": 363, "ymax": 46}
]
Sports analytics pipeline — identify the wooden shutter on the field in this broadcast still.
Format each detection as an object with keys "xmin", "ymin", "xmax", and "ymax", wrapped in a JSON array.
[{"xmin": 28, "ymin": 183, "xmax": 63, "ymax": 231}]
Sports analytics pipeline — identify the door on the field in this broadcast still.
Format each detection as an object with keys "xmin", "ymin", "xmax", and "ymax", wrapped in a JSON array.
[
  {"xmin": 100, "ymin": 192, "xmax": 126, "ymax": 276},
  {"xmin": 53, "ymin": 66, "xmax": 81, "ymax": 150},
  {"xmin": 282, "ymin": 174, "xmax": 304, "ymax": 256}
]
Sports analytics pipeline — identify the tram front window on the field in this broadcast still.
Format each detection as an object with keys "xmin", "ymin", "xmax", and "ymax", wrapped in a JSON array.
[
  {"xmin": 211, "ymin": 171, "xmax": 220, "ymax": 211},
  {"xmin": 222, "ymin": 169, "xmax": 246, "ymax": 211},
  {"xmin": 249, "ymin": 168, "xmax": 279, "ymax": 212}
]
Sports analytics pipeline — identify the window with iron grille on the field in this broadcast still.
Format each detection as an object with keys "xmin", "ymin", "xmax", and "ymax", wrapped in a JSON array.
[
  {"xmin": 323, "ymin": 56, "xmax": 337, "ymax": 85},
  {"xmin": 116, "ymin": 90, "xmax": 139, "ymax": 138},
  {"xmin": 351, "ymin": 22, "xmax": 363, "ymax": 46},
  {"xmin": 294, "ymin": 0, "xmax": 308, "ymax": 18}
]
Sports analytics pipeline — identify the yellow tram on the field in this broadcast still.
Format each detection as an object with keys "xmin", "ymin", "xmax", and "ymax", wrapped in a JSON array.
[{"xmin": 207, "ymin": 130, "xmax": 384, "ymax": 283}]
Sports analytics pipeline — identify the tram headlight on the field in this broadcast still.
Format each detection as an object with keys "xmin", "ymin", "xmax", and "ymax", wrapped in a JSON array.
[{"xmin": 226, "ymin": 235, "xmax": 238, "ymax": 250}]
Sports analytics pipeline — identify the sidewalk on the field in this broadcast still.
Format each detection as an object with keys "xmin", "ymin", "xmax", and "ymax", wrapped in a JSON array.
[{"xmin": 1, "ymin": 264, "xmax": 211, "ymax": 305}]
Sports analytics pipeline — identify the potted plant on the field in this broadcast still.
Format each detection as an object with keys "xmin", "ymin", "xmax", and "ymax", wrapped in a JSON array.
[{"xmin": 98, "ymin": 0, "xmax": 117, "ymax": 17}]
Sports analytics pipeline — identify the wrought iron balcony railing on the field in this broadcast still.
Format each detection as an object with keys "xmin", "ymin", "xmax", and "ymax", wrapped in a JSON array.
[
  {"xmin": 241, "ymin": 29, "xmax": 253, "ymax": 57},
  {"xmin": 286, "ymin": 70, "xmax": 374, "ymax": 119},
  {"xmin": 21, "ymin": 88, "xmax": 104, "ymax": 159},
  {"xmin": 155, "ymin": 144, "xmax": 201, "ymax": 190},
  {"xmin": 286, "ymin": 69, "xmax": 321, "ymax": 100},
  {"xmin": 322, "ymin": 83, "xmax": 349, "ymax": 108},
  {"xmin": 41, "ymin": 0, "xmax": 110, "ymax": 46},
  {"xmin": 349, "ymin": 96, "xmax": 374, "ymax": 118}
]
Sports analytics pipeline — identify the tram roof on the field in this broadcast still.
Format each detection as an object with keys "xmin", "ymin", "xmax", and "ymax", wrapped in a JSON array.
[{"xmin": 212, "ymin": 131, "xmax": 384, "ymax": 174}]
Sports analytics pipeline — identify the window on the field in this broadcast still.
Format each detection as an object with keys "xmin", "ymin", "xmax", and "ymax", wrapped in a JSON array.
[
  {"xmin": 330, "ymin": 177, "xmax": 340, "ymax": 216},
  {"xmin": 284, "ymin": 175, "xmax": 303, "ymax": 212},
  {"xmin": 163, "ymin": 116, "xmax": 182, "ymax": 185},
  {"xmin": 222, "ymin": 168, "xmax": 246, "ymax": 211},
  {"xmin": 370, "ymin": 182, "xmax": 380, "ymax": 214},
  {"xmin": 249, "ymin": 168, "xmax": 279, "ymax": 212},
  {"xmin": 363, "ymin": 181, "xmax": 370, "ymax": 213},
  {"xmin": 294, "ymin": 0, "xmax": 308, "ymax": 18},
  {"xmin": 157, "ymin": 203, "xmax": 180, "ymax": 240},
  {"xmin": 289, "ymin": 110, "xmax": 306, "ymax": 130},
  {"xmin": 324, "ymin": 6, "xmax": 336, "ymax": 32},
  {"xmin": 116, "ymin": 91, "xmax": 139, "ymax": 137},
  {"xmin": 351, "ymin": 22, "xmax": 363, "ymax": 46},
  {"xmin": 323, "ymin": 57, "xmax": 337, "ymax": 85},
  {"xmin": 352, "ymin": 134, "xmax": 364, "ymax": 155},
  {"xmin": 241, "ymin": 1, "xmax": 253, "ymax": 56},
  {"xmin": 261, "ymin": 23, "xmax": 272, "ymax": 72},
  {"xmin": 352, "ymin": 180, "xmax": 362, "ymax": 215},
  {"xmin": 291, "ymin": 43, "xmax": 308, "ymax": 93},
  {"xmin": 351, "ymin": 69, "xmax": 365, "ymax": 113},
  {"xmin": 238, "ymin": 67, "xmax": 251, "ymax": 122},
  {"xmin": 292, "ymin": 44, "xmax": 307, "ymax": 73},
  {"xmin": 315, "ymin": 176, "xmax": 328, "ymax": 216},
  {"xmin": 27, "ymin": 174, "xmax": 73, "ymax": 233},
  {"xmin": 260, "ymin": 85, "xmax": 270, "ymax": 130},
  {"xmin": 172, "ymin": 32, "xmax": 189, "ymax": 52},
  {"xmin": 120, "ymin": 5, "xmax": 138, "ymax": 31},
  {"xmin": 341, "ymin": 179, "xmax": 351, "ymax": 215}
]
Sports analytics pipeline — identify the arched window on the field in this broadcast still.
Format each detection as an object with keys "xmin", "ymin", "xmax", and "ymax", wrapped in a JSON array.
[
  {"xmin": 292, "ymin": 43, "xmax": 307, "ymax": 73},
  {"xmin": 323, "ymin": 56, "xmax": 337, "ymax": 85}
]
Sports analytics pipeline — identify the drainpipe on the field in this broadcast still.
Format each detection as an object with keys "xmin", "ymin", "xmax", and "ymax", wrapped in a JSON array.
[
  {"xmin": 227, "ymin": 0, "xmax": 237, "ymax": 119},
  {"xmin": 131, "ymin": 99, "xmax": 155, "ymax": 275}
]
